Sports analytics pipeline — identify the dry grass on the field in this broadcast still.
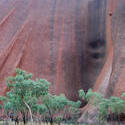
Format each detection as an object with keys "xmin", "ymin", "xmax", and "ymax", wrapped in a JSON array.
[
  {"xmin": 1, "ymin": 121, "xmax": 125, "ymax": 125},
  {"xmin": 0, "ymin": 121, "xmax": 85, "ymax": 125}
]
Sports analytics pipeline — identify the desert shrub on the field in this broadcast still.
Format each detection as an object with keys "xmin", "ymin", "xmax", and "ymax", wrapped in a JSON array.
[
  {"xmin": 79, "ymin": 89, "xmax": 125, "ymax": 124},
  {"xmin": 0, "ymin": 68, "xmax": 81, "ymax": 125}
]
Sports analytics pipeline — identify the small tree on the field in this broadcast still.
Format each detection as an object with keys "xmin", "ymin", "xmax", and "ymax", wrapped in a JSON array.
[
  {"xmin": 2, "ymin": 69, "xmax": 50, "ymax": 125},
  {"xmin": 68, "ymin": 100, "xmax": 81, "ymax": 124},
  {"xmin": 39, "ymin": 94, "xmax": 69, "ymax": 125},
  {"xmin": 0, "ymin": 68, "xmax": 82, "ymax": 124},
  {"xmin": 108, "ymin": 96, "xmax": 125, "ymax": 125},
  {"xmin": 38, "ymin": 93, "xmax": 81, "ymax": 125},
  {"xmin": 79, "ymin": 89, "xmax": 109, "ymax": 124}
]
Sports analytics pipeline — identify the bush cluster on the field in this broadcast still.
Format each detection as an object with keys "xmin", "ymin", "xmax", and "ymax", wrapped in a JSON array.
[
  {"xmin": 79, "ymin": 89, "xmax": 125, "ymax": 124},
  {"xmin": 0, "ymin": 69, "xmax": 81, "ymax": 125},
  {"xmin": 0, "ymin": 69, "xmax": 125, "ymax": 125}
]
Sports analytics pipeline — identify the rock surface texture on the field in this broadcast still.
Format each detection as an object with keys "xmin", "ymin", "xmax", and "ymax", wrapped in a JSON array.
[{"xmin": 0, "ymin": 0, "xmax": 124, "ymax": 109}]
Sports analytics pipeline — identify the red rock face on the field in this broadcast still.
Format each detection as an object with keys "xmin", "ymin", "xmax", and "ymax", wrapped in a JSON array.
[
  {"xmin": 0, "ymin": 0, "xmax": 106, "ymax": 101},
  {"xmin": 79, "ymin": 0, "xmax": 125, "ymax": 122},
  {"xmin": 106, "ymin": 0, "xmax": 125, "ymax": 97},
  {"xmin": 93, "ymin": 0, "xmax": 125, "ymax": 98},
  {"xmin": 0, "ymin": 0, "xmax": 124, "ymax": 104}
]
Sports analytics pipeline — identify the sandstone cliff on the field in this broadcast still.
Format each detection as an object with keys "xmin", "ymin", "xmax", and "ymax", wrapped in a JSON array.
[{"xmin": 0, "ymin": 0, "xmax": 124, "ymax": 112}]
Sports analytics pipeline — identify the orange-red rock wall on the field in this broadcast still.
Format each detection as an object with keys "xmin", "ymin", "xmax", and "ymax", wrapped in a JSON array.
[
  {"xmin": 0, "ymin": 0, "xmax": 124, "ymax": 101},
  {"xmin": 106, "ymin": 0, "xmax": 125, "ymax": 97}
]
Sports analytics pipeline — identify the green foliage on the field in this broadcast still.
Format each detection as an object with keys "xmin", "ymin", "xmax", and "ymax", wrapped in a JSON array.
[
  {"xmin": 0, "ymin": 68, "xmax": 81, "ymax": 124},
  {"xmin": 79, "ymin": 89, "xmax": 94, "ymax": 103},
  {"xmin": 0, "ymin": 96, "xmax": 7, "ymax": 102},
  {"xmin": 38, "ymin": 104, "xmax": 48, "ymax": 115},
  {"xmin": 39, "ymin": 93, "xmax": 81, "ymax": 124},
  {"xmin": 98, "ymin": 98, "xmax": 109, "ymax": 123},
  {"xmin": 0, "ymin": 68, "xmax": 51, "ymax": 125},
  {"xmin": 78, "ymin": 89, "xmax": 86, "ymax": 100},
  {"xmin": 122, "ymin": 93, "xmax": 125, "ymax": 97},
  {"xmin": 55, "ymin": 115, "xmax": 63, "ymax": 125},
  {"xmin": 79, "ymin": 89, "xmax": 125, "ymax": 124},
  {"xmin": 0, "ymin": 104, "xmax": 2, "ymax": 110},
  {"xmin": 68, "ymin": 100, "xmax": 81, "ymax": 123},
  {"xmin": 109, "ymin": 96, "xmax": 125, "ymax": 115}
]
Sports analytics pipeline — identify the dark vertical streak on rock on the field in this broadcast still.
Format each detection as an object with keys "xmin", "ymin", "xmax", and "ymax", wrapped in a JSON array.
[
  {"xmin": 87, "ymin": 0, "xmax": 106, "ymax": 88},
  {"xmin": 88, "ymin": 0, "xmax": 106, "ymax": 46},
  {"xmin": 74, "ymin": 0, "xmax": 87, "ymax": 91},
  {"xmin": 61, "ymin": 0, "xmax": 78, "ymax": 99},
  {"xmin": 49, "ymin": 0, "xmax": 57, "ymax": 84}
]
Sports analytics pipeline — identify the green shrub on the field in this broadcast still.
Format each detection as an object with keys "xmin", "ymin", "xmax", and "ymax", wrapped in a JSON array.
[
  {"xmin": 0, "ymin": 68, "xmax": 81, "ymax": 125},
  {"xmin": 79, "ymin": 89, "xmax": 125, "ymax": 124}
]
